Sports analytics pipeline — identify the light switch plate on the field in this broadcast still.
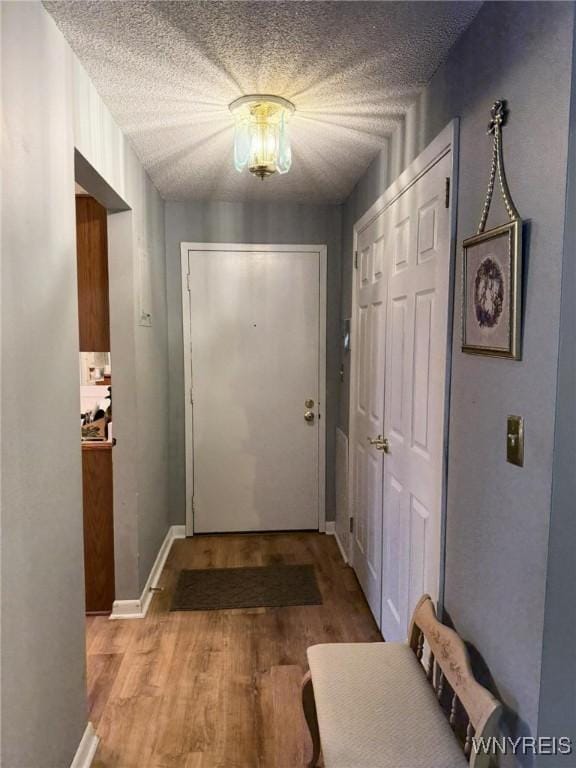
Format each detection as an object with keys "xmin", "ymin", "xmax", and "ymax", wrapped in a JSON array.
[{"xmin": 507, "ymin": 415, "xmax": 524, "ymax": 467}]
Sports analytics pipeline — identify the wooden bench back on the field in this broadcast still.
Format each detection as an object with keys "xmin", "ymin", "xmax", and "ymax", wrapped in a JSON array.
[{"xmin": 408, "ymin": 595, "xmax": 502, "ymax": 768}]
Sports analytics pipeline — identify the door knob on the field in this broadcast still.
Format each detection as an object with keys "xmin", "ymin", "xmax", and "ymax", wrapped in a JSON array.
[
  {"xmin": 304, "ymin": 410, "xmax": 315, "ymax": 423},
  {"xmin": 367, "ymin": 434, "xmax": 391, "ymax": 453}
]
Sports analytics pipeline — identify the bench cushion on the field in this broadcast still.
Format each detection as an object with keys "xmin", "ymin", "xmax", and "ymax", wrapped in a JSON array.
[{"xmin": 307, "ymin": 642, "xmax": 468, "ymax": 768}]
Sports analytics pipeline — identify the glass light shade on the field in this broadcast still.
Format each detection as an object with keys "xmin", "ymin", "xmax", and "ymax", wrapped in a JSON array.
[{"xmin": 230, "ymin": 95, "xmax": 294, "ymax": 180}]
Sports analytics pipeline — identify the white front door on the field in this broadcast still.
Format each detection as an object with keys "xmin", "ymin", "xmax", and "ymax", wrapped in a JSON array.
[
  {"xmin": 184, "ymin": 245, "xmax": 326, "ymax": 534},
  {"xmin": 350, "ymin": 217, "xmax": 389, "ymax": 622},
  {"xmin": 380, "ymin": 150, "xmax": 452, "ymax": 641}
]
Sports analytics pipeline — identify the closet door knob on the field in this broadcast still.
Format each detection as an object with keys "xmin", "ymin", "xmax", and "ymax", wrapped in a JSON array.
[{"xmin": 367, "ymin": 435, "xmax": 390, "ymax": 453}]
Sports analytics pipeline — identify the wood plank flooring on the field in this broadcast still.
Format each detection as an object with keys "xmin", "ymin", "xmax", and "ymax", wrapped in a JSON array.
[{"xmin": 87, "ymin": 532, "xmax": 381, "ymax": 768}]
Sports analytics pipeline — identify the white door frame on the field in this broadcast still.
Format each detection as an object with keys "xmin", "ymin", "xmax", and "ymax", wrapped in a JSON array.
[
  {"xmin": 181, "ymin": 242, "xmax": 328, "ymax": 537},
  {"xmin": 347, "ymin": 119, "xmax": 459, "ymax": 613}
]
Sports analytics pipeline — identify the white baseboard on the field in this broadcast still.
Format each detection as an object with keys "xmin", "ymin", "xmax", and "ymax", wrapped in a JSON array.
[
  {"xmin": 109, "ymin": 598, "xmax": 142, "ymax": 619},
  {"xmin": 70, "ymin": 723, "xmax": 99, "ymax": 768},
  {"xmin": 334, "ymin": 529, "xmax": 349, "ymax": 564},
  {"xmin": 326, "ymin": 521, "xmax": 349, "ymax": 563},
  {"xmin": 334, "ymin": 428, "xmax": 350, "ymax": 565},
  {"xmin": 110, "ymin": 524, "xmax": 186, "ymax": 620}
]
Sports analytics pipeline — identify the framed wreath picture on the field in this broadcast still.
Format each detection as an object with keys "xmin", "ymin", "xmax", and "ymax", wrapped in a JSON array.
[
  {"xmin": 462, "ymin": 100, "xmax": 523, "ymax": 360},
  {"xmin": 462, "ymin": 219, "xmax": 522, "ymax": 358}
]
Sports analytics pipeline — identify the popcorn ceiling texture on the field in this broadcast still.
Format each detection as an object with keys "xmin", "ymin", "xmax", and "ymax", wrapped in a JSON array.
[{"xmin": 45, "ymin": 1, "xmax": 480, "ymax": 204}]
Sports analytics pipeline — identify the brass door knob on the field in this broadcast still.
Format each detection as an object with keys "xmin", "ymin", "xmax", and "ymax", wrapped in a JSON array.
[
  {"xmin": 304, "ymin": 410, "xmax": 315, "ymax": 423},
  {"xmin": 367, "ymin": 434, "xmax": 391, "ymax": 453}
]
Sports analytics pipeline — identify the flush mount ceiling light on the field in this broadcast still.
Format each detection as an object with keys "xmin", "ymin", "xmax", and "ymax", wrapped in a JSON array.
[{"xmin": 229, "ymin": 95, "xmax": 295, "ymax": 180}]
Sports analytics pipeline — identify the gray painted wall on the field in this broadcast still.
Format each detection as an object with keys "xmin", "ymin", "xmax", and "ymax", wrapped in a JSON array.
[
  {"xmin": 165, "ymin": 201, "xmax": 342, "ymax": 525},
  {"xmin": 134, "ymin": 187, "xmax": 170, "ymax": 590},
  {"xmin": 107, "ymin": 210, "xmax": 142, "ymax": 598},
  {"xmin": 338, "ymin": 3, "xmax": 575, "ymax": 765},
  {"xmin": 72, "ymin": 51, "xmax": 170, "ymax": 597},
  {"xmin": 1, "ymin": 3, "xmax": 87, "ymax": 764},
  {"xmin": 537, "ymin": 9, "xmax": 576, "ymax": 763},
  {"xmin": 0, "ymin": 3, "xmax": 172, "ymax": 764}
]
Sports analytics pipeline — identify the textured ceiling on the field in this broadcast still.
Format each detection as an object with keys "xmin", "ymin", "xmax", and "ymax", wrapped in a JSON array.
[{"xmin": 45, "ymin": 1, "xmax": 480, "ymax": 204}]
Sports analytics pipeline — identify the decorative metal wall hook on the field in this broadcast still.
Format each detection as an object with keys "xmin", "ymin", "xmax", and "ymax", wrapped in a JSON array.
[
  {"xmin": 487, "ymin": 99, "xmax": 507, "ymax": 135},
  {"xmin": 463, "ymin": 99, "xmax": 523, "ymax": 360},
  {"xmin": 478, "ymin": 100, "xmax": 520, "ymax": 234}
]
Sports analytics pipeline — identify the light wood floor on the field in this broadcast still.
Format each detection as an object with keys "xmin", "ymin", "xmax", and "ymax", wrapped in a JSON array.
[{"xmin": 87, "ymin": 532, "xmax": 381, "ymax": 768}]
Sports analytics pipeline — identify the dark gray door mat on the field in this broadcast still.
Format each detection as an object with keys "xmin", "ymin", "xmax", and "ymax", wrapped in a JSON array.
[{"xmin": 170, "ymin": 564, "xmax": 323, "ymax": 611}]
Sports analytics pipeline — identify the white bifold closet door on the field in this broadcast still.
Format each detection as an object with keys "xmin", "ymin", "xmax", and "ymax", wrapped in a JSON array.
[
  {"xmin": 380, "ymin": 151, "xmax": 452, "ymax": 641},
  {"xmin": 350, "ymin": 133, "xmax": 453, "ymax": 639}
]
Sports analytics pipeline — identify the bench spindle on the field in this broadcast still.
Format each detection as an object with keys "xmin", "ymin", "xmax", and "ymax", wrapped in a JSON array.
[
  {"xmin": 464, "ymin": 721, "xmax": 474, "ymax": 758},
  {"xmin": 449, "ymin": 692, "xmax": 458, "ymax": 730},
  {"xmin": 427, "ymin": 651, "xmax": 435, "ymax": 682},
  {"xmin": 436, "ymin": 669, "xmax": 445, "ymax": 701},
  {"xmin": 416, "ymin": 629, "xmax": 425, "ymax": 661}
]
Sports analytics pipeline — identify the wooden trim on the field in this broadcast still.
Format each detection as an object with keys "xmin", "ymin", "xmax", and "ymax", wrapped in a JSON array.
[
  {"xmin": 82, "ymin": 447, "xmax": 114, "ymax": 613},
  {"xmin": 75, "ymin": 195, "xmax": 111, "ymax": 352}
]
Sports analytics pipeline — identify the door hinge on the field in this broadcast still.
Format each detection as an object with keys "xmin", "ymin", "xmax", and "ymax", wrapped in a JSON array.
[
  {"xmin": 354, "ymin": 250, "xmax": 358, "ymax": 269},
  {"xmin": 349, "ymin": 516, "xmax": 354, "ymax": 533},
  {"xmin": 445, "ymin": 177, "xmax": 450, "ymax": 208},
  {"xmin": 190, "ymin": 387, "xmax": 193, "ymax": 404},
  {"xmin": 187, "ymin": 273, "xmax": 192, "ymax": 291},
  {"xmin": 191, "ymin": 496, "xmax": 195, "ymax": 513}
]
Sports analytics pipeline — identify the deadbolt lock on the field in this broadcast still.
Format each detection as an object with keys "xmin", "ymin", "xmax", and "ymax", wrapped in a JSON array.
[{"xmin": 305, "ymin": 399, "xmax": 315, "ymax": 408}]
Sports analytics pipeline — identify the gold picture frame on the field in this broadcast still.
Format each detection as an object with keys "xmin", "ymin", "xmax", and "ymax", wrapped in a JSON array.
[{"xmin": 462, "ymin": 219, "xmax": 522, "ymax": 359}]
